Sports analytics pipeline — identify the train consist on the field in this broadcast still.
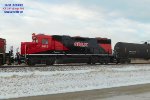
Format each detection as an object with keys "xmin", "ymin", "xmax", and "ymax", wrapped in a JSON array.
[{"xmin": 0, "ymin": 33, "xmax": 150, "ymax": 65}]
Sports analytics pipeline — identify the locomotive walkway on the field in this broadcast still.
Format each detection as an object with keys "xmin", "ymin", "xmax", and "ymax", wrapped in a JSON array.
[{"xmin": 8, "ymin": 83, "xmax": 150, "ymax": 100}]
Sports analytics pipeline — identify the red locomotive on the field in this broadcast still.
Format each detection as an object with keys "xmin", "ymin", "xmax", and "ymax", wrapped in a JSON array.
[{"xmin": 21, "ymin": 33, "xmax": 113, "ymax": 65}]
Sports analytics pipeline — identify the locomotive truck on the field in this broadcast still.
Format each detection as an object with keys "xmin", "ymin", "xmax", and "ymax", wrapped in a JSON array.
[{"xmin": 21, "ymin": 33, "xmax": 113, "ymax": 65}]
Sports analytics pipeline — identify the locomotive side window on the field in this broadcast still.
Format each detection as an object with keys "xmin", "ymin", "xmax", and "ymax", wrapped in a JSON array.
[{"xmin": 42, "ymin": 39, "xmax": 48, "ymax": 44}]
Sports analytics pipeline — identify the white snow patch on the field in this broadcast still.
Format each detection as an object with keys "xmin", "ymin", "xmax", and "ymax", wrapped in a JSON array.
[
  {"xmin": 1, "ymin": 65, "xmax": 150, "ymax": 99},
  {"xmin": 0, "ymin": 69, "xmax": 92, "ymax": 77}
]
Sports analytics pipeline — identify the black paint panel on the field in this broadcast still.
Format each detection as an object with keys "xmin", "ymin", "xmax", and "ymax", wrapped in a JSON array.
[{"xmin": 52, "ymin": 35, "xmax": 110, "ymax": 54}]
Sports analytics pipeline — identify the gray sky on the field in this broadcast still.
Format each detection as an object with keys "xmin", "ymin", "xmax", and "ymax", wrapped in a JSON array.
[{"xmin": 0, "ymin": 0, "xmax": 150, "ymax": 52}]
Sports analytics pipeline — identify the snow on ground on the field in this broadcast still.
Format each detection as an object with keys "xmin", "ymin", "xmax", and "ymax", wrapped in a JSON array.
[{"xmin": 1, "ymin": 64, "xmax": 150, "ymax": 99}]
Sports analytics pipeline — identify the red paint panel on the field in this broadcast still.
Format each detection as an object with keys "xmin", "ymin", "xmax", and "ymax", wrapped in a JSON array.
[
  {"xmin": 0, "ymin": 39, "xmax": 6, "ymax": 53},
  {"xmin": 21, "ymin": 34, "xmax": 69, "ymax": 55},
  {"xmin": 52, "ymin": 40, "xmax": 69, "ymax": 51},
  {"xmin": 99, "ymin": 44, "xmax": 112, "ymax": 54}
]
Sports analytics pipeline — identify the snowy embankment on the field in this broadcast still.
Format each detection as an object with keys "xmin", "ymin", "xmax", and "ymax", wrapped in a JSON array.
[{"xmin": 1, "ymin": 64, "xmax": 150, "ymax": 99}]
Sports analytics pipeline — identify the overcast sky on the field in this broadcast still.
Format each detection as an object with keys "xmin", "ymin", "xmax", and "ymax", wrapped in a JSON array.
[{"xmin": 0, "ymin": 0, "xmax": 150, "ymax": 52}]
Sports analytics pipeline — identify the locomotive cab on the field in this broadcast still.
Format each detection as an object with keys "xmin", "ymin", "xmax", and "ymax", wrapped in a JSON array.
[
  {"xmin": 21, "ymin": 33, "xmax": 52, "ymax": 55},
  {"xmin": 21, "ymin": 33, "xmax": 57, "ymax": 65}
]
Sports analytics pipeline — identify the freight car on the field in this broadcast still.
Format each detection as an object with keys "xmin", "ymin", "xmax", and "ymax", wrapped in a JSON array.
[
  {"xmin": 0, "ymin": 38, "xmax": 13, "ymax": 65},
  {"xmin": 21, "ymin": 33, "xmax": 113, "ymax": 65},
  {"xmin": 114, "ymin": 42, "xmax": 150, "ymax": 63},
  {"xmin": 0, "ymin": 38, "xmax": 6, "ymax": 65}
]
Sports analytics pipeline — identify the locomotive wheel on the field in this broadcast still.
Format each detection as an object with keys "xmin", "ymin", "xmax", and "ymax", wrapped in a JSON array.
[
  {"xmin": 100, "ymin": 62, "xmax": 104, "ymax": 64},
  {"xmin": 120, "ymin": 59, "xmax": 130, "ymax": 64},
  {"xmin": 116, "ymin": 59, "xmax": 120, "ymax": 64},
  {"xmin": 0, "ymin": 58, "xmax": 2, "ymax": 66},
  {"xmin": 28, "ymin": 62, "xmax": 35, "ymax": 66},
  {"xmin": 27, "ymin": 59, "xmax": 35, "ymax": 66},
  {"xmin": 87, "ymin": 61, "xmax": 91, "ymax": 64},
  {"xmin": 91, "ymin": 57, "xmax": 98, "ymax": 64},
  {"xmin": 87, "ymin": 57, "xmax": 92, "ymax": 64},
  {"xmin": 125, "ymin": 60, "xmax": 131, "ymax": 64},
  {"xmin": 46, "ymin": 60, "xmax": 54, "ymax": 65},
  {"xmin": 127, "ymin": 59, "xmax": 131, "ymax": 63},
  {"xmin": 87, "ymin": 58, "xmax": 91, "ymax": 64},
  {"xmin": 46, "ymin": 58, "xmax": 55, "ymax": 65},
  {"xmin": 104, "ymin": 61, "xmax": 108, "ymax": 65}
]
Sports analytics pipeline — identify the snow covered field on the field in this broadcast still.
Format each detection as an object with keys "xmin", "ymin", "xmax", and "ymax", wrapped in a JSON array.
[{"xmin": 1, "ymin": 64, "xmax": 150, "ymax": 99}]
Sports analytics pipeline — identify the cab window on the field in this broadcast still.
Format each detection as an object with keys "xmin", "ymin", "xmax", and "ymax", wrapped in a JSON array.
[{"xmin": 42, "ymin": 39, "xmax": 48, "ymax": 44}]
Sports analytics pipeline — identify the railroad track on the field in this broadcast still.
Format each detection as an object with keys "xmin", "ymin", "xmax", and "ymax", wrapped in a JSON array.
[
  {"xmin": 0, "ymin": 63, "xmax": 89, "ymax": 68},
  {"xmin": 0, "ymin": 63, "xmax": 150, "ymax": 68}
]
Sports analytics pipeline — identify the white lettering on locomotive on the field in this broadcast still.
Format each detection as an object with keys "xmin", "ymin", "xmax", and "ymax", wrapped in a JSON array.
[
  {"xmin": 129, "ymin": 51, "xmax": 136, "ymax": 54},
  {"xmin": 42, "ymin": 45, "xmax": 48, "ymax": 48},
  {"xmin": 74, "ymin": 42, "xmax": 88, "ymax": 47}
]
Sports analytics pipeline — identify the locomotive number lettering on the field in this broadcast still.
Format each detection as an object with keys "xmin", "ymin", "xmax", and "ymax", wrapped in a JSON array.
[{"xmin": 42, "ymin": 45, "xmax": 48, "ymax": 48}]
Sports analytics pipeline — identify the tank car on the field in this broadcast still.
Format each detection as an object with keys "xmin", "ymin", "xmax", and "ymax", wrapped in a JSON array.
[
  {"xmin": 21, "ymin": 33, "xmax": 113, "ymax": 65},
  {"xmin": 114, "ymin": 42, "xmax": 150, "ymax": 63}
]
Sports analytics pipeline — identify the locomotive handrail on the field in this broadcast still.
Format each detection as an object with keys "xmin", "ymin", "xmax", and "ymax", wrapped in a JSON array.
[{"xmin": 27, "ymin": 53, "xmax": 112, "ymax": 56}]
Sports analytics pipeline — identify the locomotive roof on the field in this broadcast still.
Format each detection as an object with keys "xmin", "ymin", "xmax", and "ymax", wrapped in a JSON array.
[
  {"xmin": 34, "ymin": 33, "xmax": 110, "ymax": 40},
  {"xmin": 0, "ymin": 38, "xmax": 5, "ymax": 40}
]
